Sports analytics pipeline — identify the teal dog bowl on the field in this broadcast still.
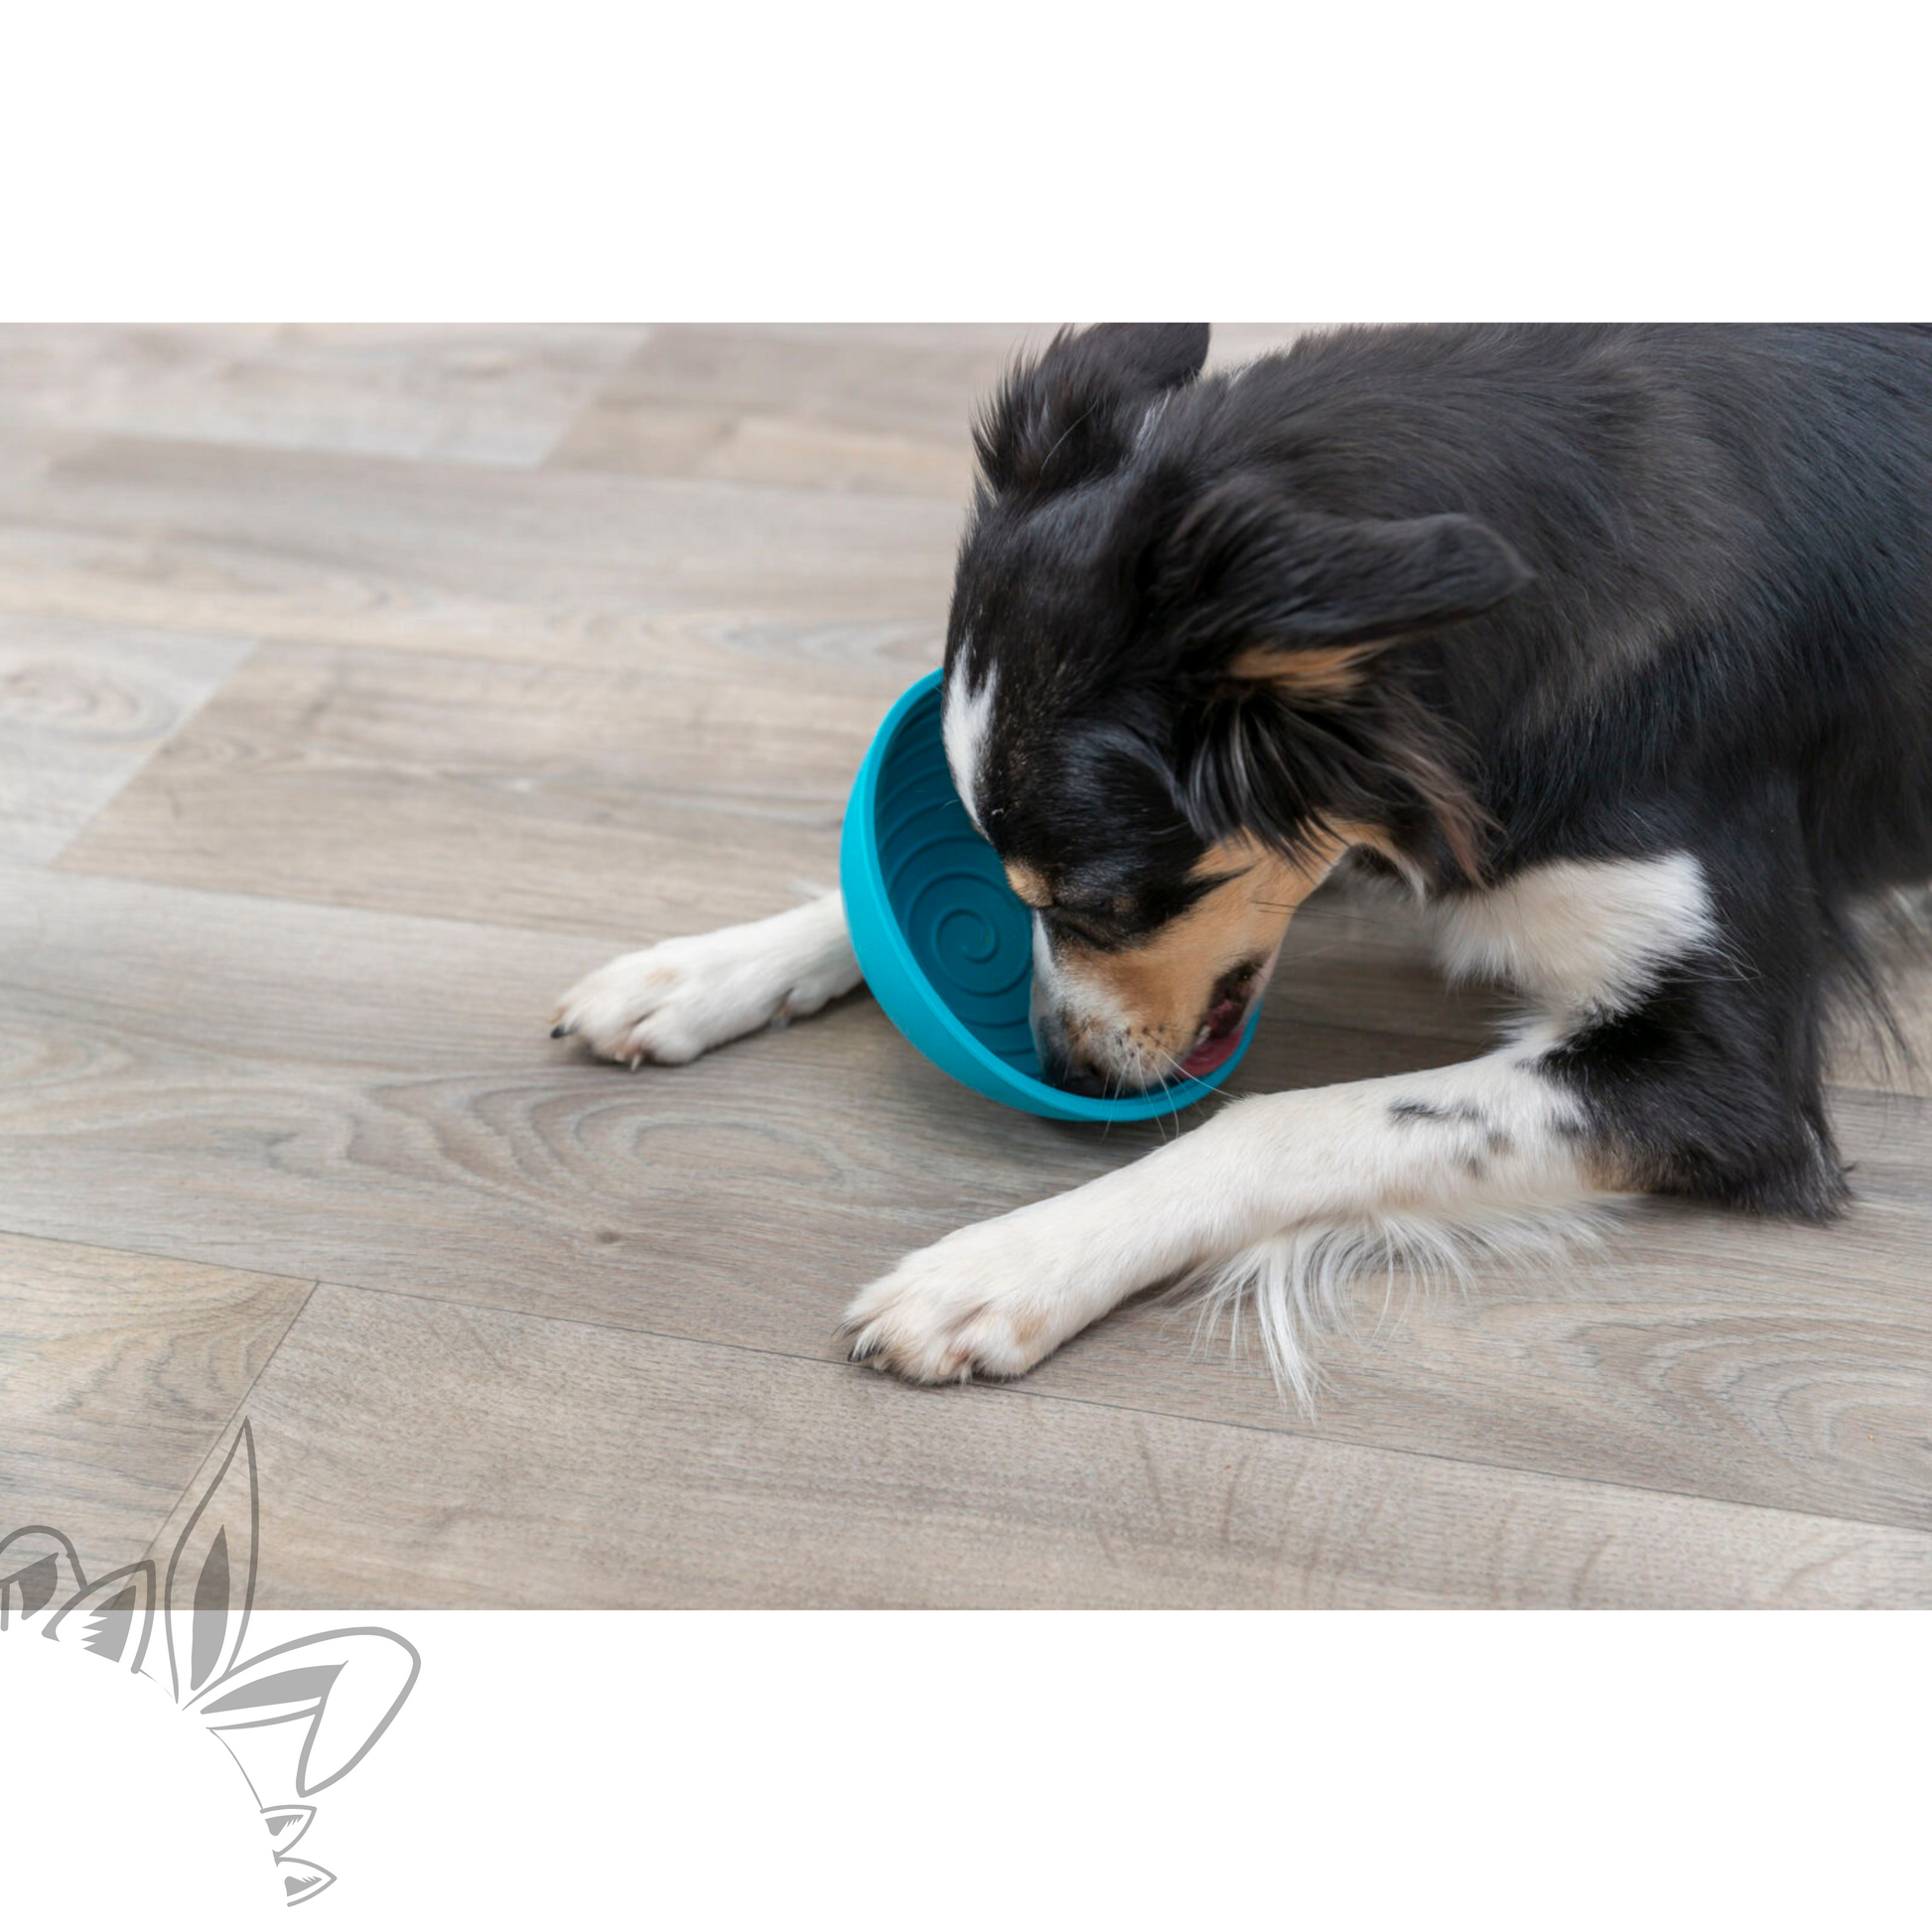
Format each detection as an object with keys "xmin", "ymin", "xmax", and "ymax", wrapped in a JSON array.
[{"xmin": 840, "ymin": 669, "xmax": 1261, "ymax": 1121}]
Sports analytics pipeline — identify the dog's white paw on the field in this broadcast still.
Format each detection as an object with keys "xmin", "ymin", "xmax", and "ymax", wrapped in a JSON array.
[
  {"xmin": 550, "ymin": 897, "xmax": 860, "ymax": 1068},
  {"xmin": 837, "ymin": 1206, "xmax": 1099, "ymax": 1384},
  {"xmin": 549, "ymin": 939, "xmax": 742, "ymax": 1066}
]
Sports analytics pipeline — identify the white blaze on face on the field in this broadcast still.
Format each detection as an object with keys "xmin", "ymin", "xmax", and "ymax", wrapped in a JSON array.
[
  {"xmin": 1029, "ymin": 909, "xmax": 1134, "ymax": 1038},
  {"xmin": 941, "ymin": 656, "xmax": 998, "ymax": 837}
]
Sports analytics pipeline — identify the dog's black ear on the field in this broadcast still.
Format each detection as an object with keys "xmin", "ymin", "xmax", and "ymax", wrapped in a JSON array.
[
  {"xmin": 1150, "ymin": 479, "xmax": 1526, "ymax": 883},
  {"xmin": 1067, "ymin": 323, "xmax": 1212, "ymax": 392},
  {"xmin": 975, "ymin": 323, "xmax": 1210, "ymax": 497},
  {"xmin": 1151, "ymin": 476, "xmax": 1531, "ymax": 689}
]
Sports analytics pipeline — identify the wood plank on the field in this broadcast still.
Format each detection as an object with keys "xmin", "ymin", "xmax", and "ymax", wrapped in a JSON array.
[
  {"xmin": 0, "ymin": 1230, "xmax": 313, "ymax": 1585},
  {"xmin": 0, "ymin": 324, "xmax": 645, "ymax": 467},
  {"xmin": 547, "ymin": 324, "xmax": 1020, "ymax": 498},
  {"xmin": 5, "ymin": 864, "xmax": 1931, "ymax": 1535},
  {"xmin": 0, "ymin": 613, "xmax": 253, "ymax": 863},
  {"xmin": 0, "ymin": 427, "xmax": 960, "ymax": 679},
  {"xmin": 57, "ymin": 639, "xmax": 895, "ymax": 934},
  {"xmin": 145, "ymin": 1281, "xmax": 1932, "ymax": 1608}
]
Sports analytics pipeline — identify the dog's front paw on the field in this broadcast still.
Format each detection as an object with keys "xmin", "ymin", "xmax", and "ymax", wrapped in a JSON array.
[
  {"xmin": 551, "ymin": 899, "xmax": 858, "ymax": 1067},
  {"xmin": 550, "ymin": 940, "xmax": 730, "ymax": 1066},
  {"xmin": 837, "ymin": 1209, "xmax": 1095, "ymax": 1384}
]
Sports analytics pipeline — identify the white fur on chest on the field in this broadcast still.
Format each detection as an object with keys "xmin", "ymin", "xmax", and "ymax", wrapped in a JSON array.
[{"xmin": 1430, "ymin": 853, "xmax": 1717, "ymax": 1016}]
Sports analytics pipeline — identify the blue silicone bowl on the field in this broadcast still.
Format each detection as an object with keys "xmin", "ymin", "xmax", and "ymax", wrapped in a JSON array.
[{"xmin": 839, "ymin": 668, "xmax": 1261, "ymax": 1121}]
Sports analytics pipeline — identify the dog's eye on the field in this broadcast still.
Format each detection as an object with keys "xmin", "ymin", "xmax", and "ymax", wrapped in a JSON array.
[
  {"xmin": 1057, "ymin": 890, "xmax": 1128, "ymax": 921},
  {"xmin": 1046, "ymin": 910, "xmax": 1114, "ymax": 948},
  {"xmin": 1045, "ymin": 897, "xmax": 1130, "ymax": 947}
]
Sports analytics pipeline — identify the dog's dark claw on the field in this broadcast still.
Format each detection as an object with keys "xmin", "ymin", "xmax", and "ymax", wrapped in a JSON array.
[
  {"xmin": 846, "ymin": 1339, "xmax": 879, "ymax": 1363},
  {"xmin": 550, "ymin": 1023, "xmax": 574, "ymax": 1038}
]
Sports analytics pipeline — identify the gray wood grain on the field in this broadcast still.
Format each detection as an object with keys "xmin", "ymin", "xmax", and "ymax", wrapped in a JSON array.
[
  {"xmin": 0, "ymin": 325, "xmax": 646, "ymax": 468},
  {"xmin": 548, "ymin": 324, "xmax": 1023, "ymax": 498},
  {"xmin": 0, "ymin": 613, "xmax": 252, "ymax": 862},
  {"xmin": 145, "ymin": 1282, "xmax": 1932, "ymax": 1609},
  {"xmin": 5, "ymin": 864, "xmax": 1930, "ymax": 1540},
  {"xmin": 0, "ymin": 426, "xmax": 960, "ymax": 676},
  {"xmin": 0, "ymin": 1229, "xmax": 313, "ymax": 1583},
  {"xmin": 58, "ymin": 639, "xmax": 900, "ymax": 935}
]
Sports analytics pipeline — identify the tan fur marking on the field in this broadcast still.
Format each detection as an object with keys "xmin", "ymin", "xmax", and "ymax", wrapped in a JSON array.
[
  {"xmin": 1055, "ymin": 827, "xmax": 1381, "ymax": 1065},
  {"xmin": 1226, "ymin": 643, "xmax": 1376, "ymax": 701},
  {"xmin": 1004, "ymin": 861, "xmax": 1052, "ymax": 908}
]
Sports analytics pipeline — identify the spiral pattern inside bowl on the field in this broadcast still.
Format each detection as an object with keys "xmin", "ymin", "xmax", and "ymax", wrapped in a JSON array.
[{"xmin": 874, "ymin": 685, "xmax": 1039, "ymax": 1074}]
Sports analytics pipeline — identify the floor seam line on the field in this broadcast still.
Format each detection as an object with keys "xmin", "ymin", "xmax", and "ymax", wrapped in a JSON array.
[
  {"xmin": 37, "ymin": 635, "xmax": 265, "ymax": 868},
  {"xmin": 136, "ymin": 1278, "xmax": 323, "ymax": 1569}
]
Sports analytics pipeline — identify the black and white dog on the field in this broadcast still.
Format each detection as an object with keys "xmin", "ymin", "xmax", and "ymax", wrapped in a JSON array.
[{"xmin": 553, "ymin": 323, "xmax": 1932, "ymax": 1398}]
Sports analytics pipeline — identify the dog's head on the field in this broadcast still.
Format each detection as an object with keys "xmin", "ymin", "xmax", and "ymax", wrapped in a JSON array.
[{"xmin": 944, "ymin": 323, "xmax": 1530, "ymax": 1096}]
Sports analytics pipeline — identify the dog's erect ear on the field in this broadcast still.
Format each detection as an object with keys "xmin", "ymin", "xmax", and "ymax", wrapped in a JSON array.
[
  {"xmin": 1150, "ymin": 476, "xmax": 1531, "ymax": 692},
  {"xmin": 1063, "ymin": 323, "xmax": 1212, "ymax": 393},
  {"xmin": 975, "ymin": 323, "xmax": 1210, "ymax": 496}
]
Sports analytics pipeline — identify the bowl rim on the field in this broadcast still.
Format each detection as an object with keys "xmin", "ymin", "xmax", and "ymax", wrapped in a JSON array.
[{"xmin": 843, "ymin": 668, "xmax": 1260, "ymax": 1122}]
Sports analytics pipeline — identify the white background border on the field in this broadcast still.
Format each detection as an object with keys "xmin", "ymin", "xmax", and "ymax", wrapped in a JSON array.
[
  {"xmin": 4, "ymin": 1, "xmax": 1930, "ymax": 318},
  {"xmin": 6, "ymin": 1610, "xmax": 1928, "ymax": 1925}
]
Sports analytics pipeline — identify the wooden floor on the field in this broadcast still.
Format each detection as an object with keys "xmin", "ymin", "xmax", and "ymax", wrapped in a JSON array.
[{"xmin": 4, "ymin": 325, "xmax": 1932, "ymax": 1609}]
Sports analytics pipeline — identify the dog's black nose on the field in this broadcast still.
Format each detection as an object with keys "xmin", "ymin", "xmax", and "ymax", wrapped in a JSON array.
[
  {"xmin": 1036, "ymin": 1034, "xmax": 1140, "ymax": 1099},
  {"xmin": 1051, "ymin": 1064, "xmax": 1114, "ymax": 1099},
  {"xmin": 1034, "ymin": 999, "xmax": 1147, "ymax": 1098},
  {"xmin": 1035, "ymin": 1031, "xmax": 1107, "ymax": 1097}
]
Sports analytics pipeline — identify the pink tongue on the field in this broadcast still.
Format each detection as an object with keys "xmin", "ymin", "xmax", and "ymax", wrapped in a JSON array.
[{"xmin": 1177, "ymin": 997, "xmax": 1247, "ymax": 1078}]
